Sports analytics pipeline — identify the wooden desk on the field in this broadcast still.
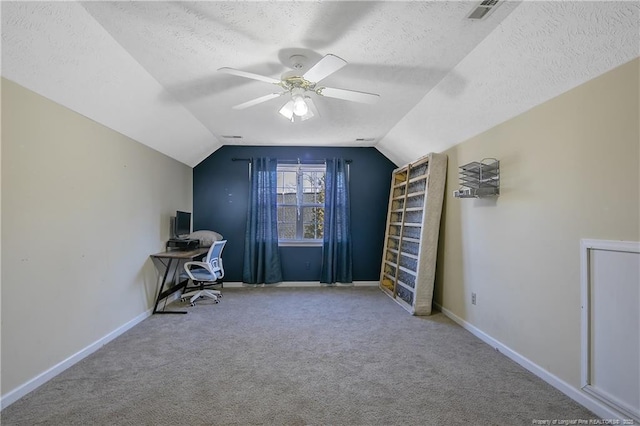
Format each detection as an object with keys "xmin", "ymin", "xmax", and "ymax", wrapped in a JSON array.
[{"xmin": 150, "ymin": 247, "xmax": 208, "ymax": 314}]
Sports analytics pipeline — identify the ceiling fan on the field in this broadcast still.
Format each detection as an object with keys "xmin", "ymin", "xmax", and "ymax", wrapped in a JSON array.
[{"xmin": 218, "ymin": 54, "xmax": 380, "ymax": 122}]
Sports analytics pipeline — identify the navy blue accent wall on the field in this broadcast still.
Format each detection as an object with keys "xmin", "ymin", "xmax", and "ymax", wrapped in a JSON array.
[{"xmin": 193, "ymin": 146, "xmax": 397, "ymax": 282}]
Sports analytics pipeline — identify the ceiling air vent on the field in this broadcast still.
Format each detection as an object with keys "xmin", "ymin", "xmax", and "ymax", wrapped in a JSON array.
[{"xmin": 467, "ymin": 0, "xmax": 501, "ymax": 20}]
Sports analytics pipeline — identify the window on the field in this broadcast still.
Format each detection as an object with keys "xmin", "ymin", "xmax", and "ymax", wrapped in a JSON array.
[{"xmin": 277, "ymin": 163, "xmax": 325, "ymax": 245}]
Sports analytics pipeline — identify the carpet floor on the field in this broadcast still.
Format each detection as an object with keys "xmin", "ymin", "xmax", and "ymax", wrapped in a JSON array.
[{"xmin": 1, "ymin": 287, "xmax": 595, "ymax": 425}]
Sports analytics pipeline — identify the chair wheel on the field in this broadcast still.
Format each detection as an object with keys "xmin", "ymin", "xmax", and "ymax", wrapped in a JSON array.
[
  {"xmin": 190, "ymin": 302, "xmax": 196, "ymax": 307},
  {"xmin": 215, "ymin": 300, "xmax": 219, "ymax": 304}
]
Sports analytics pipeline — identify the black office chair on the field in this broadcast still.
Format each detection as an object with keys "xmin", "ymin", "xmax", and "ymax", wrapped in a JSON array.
[{"xmin": 181, "ymin": 240, "xmax": 226, "ymax": 306}]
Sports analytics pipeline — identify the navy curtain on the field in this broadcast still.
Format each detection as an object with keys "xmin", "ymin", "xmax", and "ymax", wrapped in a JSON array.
[
  {"xmin": 320, "ymin": 158, "xmax": 353, "ymax": 284},
  {"xmin": 242, "ymin": 158, "xmax": 283, "ymax": 284}
]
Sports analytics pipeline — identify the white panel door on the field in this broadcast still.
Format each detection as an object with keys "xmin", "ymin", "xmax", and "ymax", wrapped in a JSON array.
[{"xmin": 581, "ymin": 239, "xmax": 640, "ymax": 422}]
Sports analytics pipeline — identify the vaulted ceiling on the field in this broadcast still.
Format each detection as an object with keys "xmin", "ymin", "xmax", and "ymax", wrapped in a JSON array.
[{"xmin": 2, "ymin": 1, "xmax": 638, "ymax": 167}]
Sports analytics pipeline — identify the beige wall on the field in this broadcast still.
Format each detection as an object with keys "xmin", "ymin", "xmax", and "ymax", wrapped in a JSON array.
[
  {"xmin": 1, "ymin": 78, "xmax": 193, "ymax": 395},
  {"xmin": 435, "ymin": 58, "xmax": 639, "ymax": 389}
]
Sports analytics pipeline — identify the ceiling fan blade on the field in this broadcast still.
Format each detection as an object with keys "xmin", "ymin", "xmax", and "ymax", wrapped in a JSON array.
[
  {"xmin": 317, "ymin": 87, "xmax": 380, "ymax": 104},
  {"xmin": 218, "ymin": 67, "xmax": 281, "ymax": 85},
  {"xmin": 302, "ymin": 54, "xmax": 347, "ymax": 83},
  {"xmin": 233, "ymin": 93, "xmax": 284, "ymax": 110}
]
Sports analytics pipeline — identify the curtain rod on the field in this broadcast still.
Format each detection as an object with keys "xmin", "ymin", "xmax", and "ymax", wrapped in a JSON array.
[{"xmin": 232, "ymin": 158, "xmax": 352, "ymax": 164}]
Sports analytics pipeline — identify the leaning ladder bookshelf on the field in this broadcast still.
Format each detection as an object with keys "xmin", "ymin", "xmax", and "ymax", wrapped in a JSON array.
[{"xmin": 379, "ymin": 152, "xmax": 448, "ymax": 315}]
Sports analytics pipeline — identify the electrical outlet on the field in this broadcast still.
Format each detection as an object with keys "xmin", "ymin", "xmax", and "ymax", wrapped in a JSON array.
[{"xmin": 471, "ymin": 292, "xmax": 477, "ymax": 305}]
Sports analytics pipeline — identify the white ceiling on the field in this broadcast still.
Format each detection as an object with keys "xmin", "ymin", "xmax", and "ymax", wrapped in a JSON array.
[{"xmin": 2, "ymin": 1, "xmax": 638, "ymax": 167}]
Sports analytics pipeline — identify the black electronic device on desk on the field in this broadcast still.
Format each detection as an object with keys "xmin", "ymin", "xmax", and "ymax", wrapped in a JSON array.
[
  {"xmin": 167, "ymin": 210, "xmax": 199, "ymax": 250},
  {"xmin": 166, "ymin": 238, "xmax": 200, "ymax": 250}
]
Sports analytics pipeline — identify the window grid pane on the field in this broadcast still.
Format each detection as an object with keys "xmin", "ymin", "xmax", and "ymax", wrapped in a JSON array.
[{"xmin": 277, "ymin": 165, "xmax": 325, "ymax": 241}]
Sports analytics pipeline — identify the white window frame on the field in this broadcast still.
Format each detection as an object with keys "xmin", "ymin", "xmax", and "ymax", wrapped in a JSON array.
[{"xmin": 277, "ymin": 163, "xmax": 325, "ymax": 247}]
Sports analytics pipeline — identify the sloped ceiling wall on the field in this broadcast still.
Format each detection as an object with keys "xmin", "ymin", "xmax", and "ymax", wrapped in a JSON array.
[
  {"xmin": 379, "ymin": 1, "xmax": 639, "ymax": 165},
  {"xmin": 1, "ymin": 2, "xmax": 219, "ymax": 166}
]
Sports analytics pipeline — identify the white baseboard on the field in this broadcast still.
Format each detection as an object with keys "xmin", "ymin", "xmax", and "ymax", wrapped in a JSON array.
[
  {"xmin": 433, "ymin": 303, "xmax": 625, "ymax": 421},
  {"xmin": 0, "ymin": 308, "xmax": 152, "ymax": 409},
  {"xmin": 223, "ymin": 281, "xmax": 379, "ymax": 288}
]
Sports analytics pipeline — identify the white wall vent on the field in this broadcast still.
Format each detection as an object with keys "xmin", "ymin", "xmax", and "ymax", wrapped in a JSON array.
[{"xmin": 467, "ymin": 0, "xmax": 501, "ymax": 20}]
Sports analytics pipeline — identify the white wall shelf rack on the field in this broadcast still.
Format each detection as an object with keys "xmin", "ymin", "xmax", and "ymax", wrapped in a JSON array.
[{"xmin": 454, "ymin": 158, "xmax": 500, "ymax": 198}]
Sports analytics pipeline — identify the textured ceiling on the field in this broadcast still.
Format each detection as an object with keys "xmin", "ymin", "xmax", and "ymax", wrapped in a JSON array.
[
  {"xmin": 2, "ymin": 1, "xmax": 639, "ymax": 167},
  {"xmin": 378, "ymin": 1, "xmax": 640, "ymax": 164}
]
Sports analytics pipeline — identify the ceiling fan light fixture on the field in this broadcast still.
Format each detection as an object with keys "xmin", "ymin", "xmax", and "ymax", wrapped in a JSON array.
[
  {"xmin": 301, "ymin": 96, "xmax": 318, "ymax": 121},
  {"xmin": 292, "ymin": 95, "xmax": 308, "ymax": 116},
  {"xmin": 279, "ymin": 100, "xmax": 295, "ymax": 120},
  {"xmin": 279, "ymin": 97, "xmax": 316, "ymax": 123}
]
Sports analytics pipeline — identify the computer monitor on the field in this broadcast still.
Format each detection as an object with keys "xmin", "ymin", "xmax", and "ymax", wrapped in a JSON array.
[{"xmin": 174, "ymin": 211, "xmax": 191, "ymax": 239}]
